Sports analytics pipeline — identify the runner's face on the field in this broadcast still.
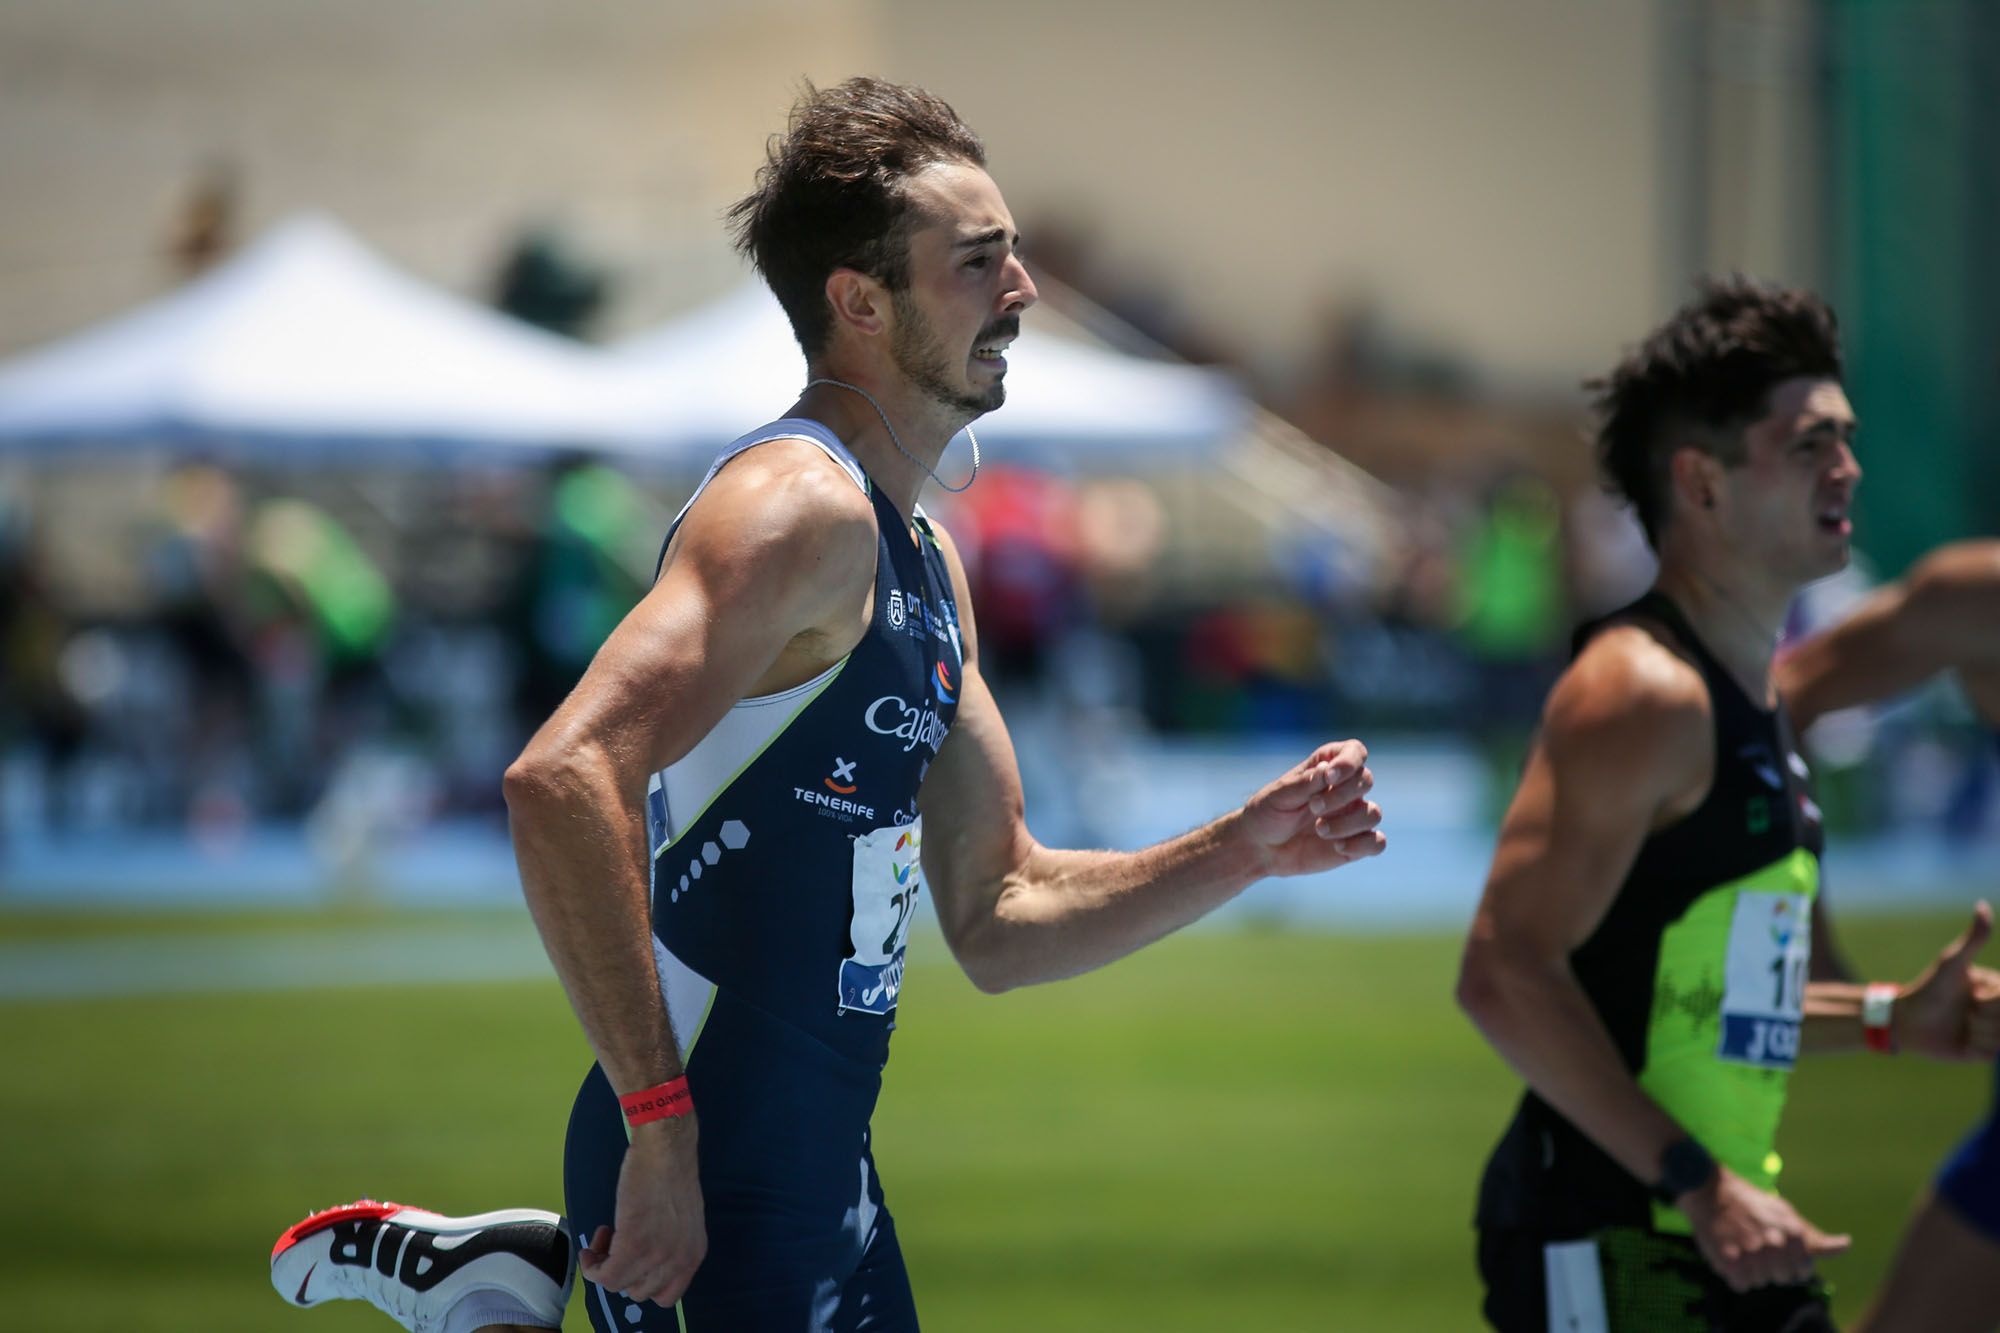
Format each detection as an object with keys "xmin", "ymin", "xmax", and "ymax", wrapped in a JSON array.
[
  {"xmin": 1724, "ymin": 376, "xmax": 1862, "ymax": 582},
  {"xmin": 891, "ymin": 161, "xmax": 1037, "ymax": 418}
]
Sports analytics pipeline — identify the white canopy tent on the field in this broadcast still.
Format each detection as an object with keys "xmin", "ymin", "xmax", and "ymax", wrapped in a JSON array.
[
  {"xmin": 601, "ymin": 282, "xmax": 1251, "ymax": 472},
  {"xmin": 0, "ymin": 214, "xmax": 1252, "ymax": 471},
  {"xmin": 0, "ymin": 215, "xmax": 633, "ymax": 459},
  {"xmin": 599, "ymin": 283, "xmax": 1401, "ymax": 600}
]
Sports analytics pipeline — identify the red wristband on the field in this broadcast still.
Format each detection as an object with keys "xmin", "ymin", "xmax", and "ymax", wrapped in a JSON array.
[
  {"xmin": 619, "ymin": 1076, "xmax": 693, "ymax": 1125},
  {"xmin": 1862, "ymin": 983, "xmax": 1899, "ymax": 1055}
]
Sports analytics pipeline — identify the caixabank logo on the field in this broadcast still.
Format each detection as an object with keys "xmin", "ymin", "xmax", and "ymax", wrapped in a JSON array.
[{"xmin": 864, "ymin": 693, "xmax": 949, "ymax": 754}]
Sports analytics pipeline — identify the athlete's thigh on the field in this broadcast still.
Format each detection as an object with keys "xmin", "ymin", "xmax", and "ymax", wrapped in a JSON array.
[
  {"xmin": 570, "ymin": 1225, "xmax": 845, "ymax": 1332},
  {"xmin": 1474, "ymin": 1228, "xmax": 1548, "ymax": 1333},
  {"xmin": 576, "ymin": 1279, "xmax": 686, "ymax": 1333},
  {"xmin": 835, "ymin": 1200, "xmax": 918, "ymax": 1333},
  {"xmin": 672, "ymin": 1214, "xmax": 913, "ymax": 1332},
  {"xmin": 565, "ymin": 1063, "xmax": 680, "ymax": 1332},
  {"xmin": 1936, "ymin": 1061, "xmax": 2000, "ymax": 1240},
  {"xmin": 567, "ymin": 1063, "xmax": 788, "ymax": 1333}
]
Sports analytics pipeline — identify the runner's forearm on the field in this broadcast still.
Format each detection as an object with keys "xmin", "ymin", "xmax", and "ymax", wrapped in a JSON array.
[
  {"xmin": 506, "ymin": 746, "xmax": 682, "ymax": 1094},
  {"xmin": 1458, "ymin": 946, "xmax": 1691, "ymax": 1186},
  {"xmin": 949, "ymin": 812, "xmax": 1265, "ymax": 991},
  {"xmin": 1799, "ymin": 981, "xmax": 1873, "ymax": 1054}
]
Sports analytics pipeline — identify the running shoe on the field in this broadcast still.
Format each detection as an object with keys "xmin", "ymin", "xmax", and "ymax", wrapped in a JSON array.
[{"xmin": 271, "ymin": 1199, "xmax": 572, "ymax": 1330}]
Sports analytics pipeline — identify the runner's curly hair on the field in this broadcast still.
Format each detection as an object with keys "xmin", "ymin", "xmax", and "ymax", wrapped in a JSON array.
[
  {"xmin": 729, "ymin": 77, "xmax": 986, "ymax": 358},
  {"xmin": 1591, "ymin": 275, "xmax": 1843, "ymax": 548}
]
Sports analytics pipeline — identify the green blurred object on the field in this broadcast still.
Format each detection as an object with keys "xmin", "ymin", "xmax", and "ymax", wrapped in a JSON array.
[
  {"xmin": 532, "ymin": 462, "xmax": 645, "ymax": 670},
  {"xmin": 246, "ymin": 497, "xmax": 395, "ymax": 661},
  {"xmin": 0, "ymin": 914, "xmax": 1984, "ymax": 1331},
  {"xmin": 1454, "ymin": 475, "xmax": 1564, "ymax": 662},
  {"xmin": 552, "ymin": 462, "xmax": 640, "ymax": 555}
]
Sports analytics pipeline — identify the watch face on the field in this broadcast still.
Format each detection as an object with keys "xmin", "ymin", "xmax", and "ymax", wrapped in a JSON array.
[{"xmin": 1658, "ymin": 1139, "xmax": 1716, "ymax": 1199}]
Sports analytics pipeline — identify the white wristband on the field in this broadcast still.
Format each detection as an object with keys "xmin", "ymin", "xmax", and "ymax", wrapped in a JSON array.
[{"xmin": 1862, "ymin": 982, "xmax": 1898, "ymax": 1054}]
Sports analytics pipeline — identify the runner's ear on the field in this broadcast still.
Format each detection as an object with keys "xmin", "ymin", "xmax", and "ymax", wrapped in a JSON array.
[{"xmin": 825, "ymin": 269, "xmax": 888, "ymax": 340}]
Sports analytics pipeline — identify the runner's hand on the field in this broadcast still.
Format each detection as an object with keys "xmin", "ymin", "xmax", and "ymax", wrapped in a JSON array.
[
  {"xmin": 1235, "ymin": 739, "xmax": 1385, "ymax": 877},
  {"xmin": 1679, "ymin": 1166, "xmax": 1849, "ymax": 1292},
  {"xmin": 1895, "ymin": 902, "xmax": 1993, "ymax": 1060},
  {"xmin": 1967, "ymin": 964, "xmax": 2000, "ymax": 1059},
  {"xmin": 579, "ymin": 1115, "xmax": 707, "ymax": 1307}
]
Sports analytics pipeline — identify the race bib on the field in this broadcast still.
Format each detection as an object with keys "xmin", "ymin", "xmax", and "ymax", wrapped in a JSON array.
[
  {"xmin": 1717, "ymin": 890, "xmax": 1811, "ymax": 1069},
  {"xmin": 837, "ymin": 819, "xmax": 923, "ymax": 1015}
]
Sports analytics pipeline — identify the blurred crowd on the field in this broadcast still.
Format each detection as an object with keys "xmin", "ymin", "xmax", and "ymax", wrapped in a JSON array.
[
  {"xmin": 0, "ymin": 196, "xmax": 1991, "ymax": 858},
  {"xmin": 2, "ymin": 441, "xmax": 1991, "ymax": 856},
  {"xmin": 0, "ymin": 458, "xmax": 646, "ymax": 852}
]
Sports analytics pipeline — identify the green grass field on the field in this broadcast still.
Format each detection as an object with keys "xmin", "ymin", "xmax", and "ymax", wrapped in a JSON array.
[{"xmin": 2, "ymin": 910, "xmax": 1990, "ymax": 1331}]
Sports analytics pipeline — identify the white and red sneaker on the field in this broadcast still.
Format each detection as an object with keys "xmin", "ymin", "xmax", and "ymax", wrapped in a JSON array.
[{"xmin": 271, "ymin": 1200, "xmax": 573, "ymax": 1331}]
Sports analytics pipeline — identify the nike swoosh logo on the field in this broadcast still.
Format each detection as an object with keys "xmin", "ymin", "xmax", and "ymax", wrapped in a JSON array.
[{"xmin": 294, "ymin": 1262, "xmax": 316, "ymax": 1304}]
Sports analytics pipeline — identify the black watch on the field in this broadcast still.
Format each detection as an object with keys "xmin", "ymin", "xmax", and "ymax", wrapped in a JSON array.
[{"xmin": 1652, "ymin": 1136, "xmax": 1718, "ymax": 1203}]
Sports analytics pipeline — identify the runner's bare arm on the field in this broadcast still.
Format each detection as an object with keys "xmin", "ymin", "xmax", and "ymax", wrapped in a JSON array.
[
  {"xmin": 1456, "ymin": 627, "xmax": 1714, "ymax": 1184},
  {"xmin": 1802, "ymin": 553, "xmax": 2000, "ymax": 1332},
  {"xmin": 1801, "ymin": 905, "xmax": 1996, "ymax": 1057},
  {"xmin": 1457, "ymin": 628, "xmax": 1850, "ymax": 1290},
  {"xmin": 1780, "ymin": 540, "xmax": 2000, "ymax": 1054},
  {"xmin": 1779, "ymin": 539, "xmax": 2000, "ymax": 731},
  {"xmin": 504, "ymin": 441, "xmax": 875, "ymax": 1303},
  {"xmin": 916, "ymin": 525, "xmax": 1383, "ymax": 994},
  {"xmin": 509, "ymin": 442, "xmax": 874, "ymax": 1092}
]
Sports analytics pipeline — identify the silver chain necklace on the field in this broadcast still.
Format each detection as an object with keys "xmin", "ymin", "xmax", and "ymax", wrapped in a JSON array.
[{"xmin": 806, "ymin": 377, "xmax": 980, "ymax": 494}]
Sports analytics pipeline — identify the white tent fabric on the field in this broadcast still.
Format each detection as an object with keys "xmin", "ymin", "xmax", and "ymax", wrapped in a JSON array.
[
  {"xmin": 0, "ymin": 214, "xmax": 629, "ymax": 456},
  {"xmin": 0, "ymin": 216, "xmax": 1248, "ymax": 470},
  {"xmin": 602, "ymin": 283, "xmax": 1249, "ymax": 471}
]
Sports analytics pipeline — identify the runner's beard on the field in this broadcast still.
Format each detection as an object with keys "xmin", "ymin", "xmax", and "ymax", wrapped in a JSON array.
[{"xmin": 892, "ymin": 288, "xmax": 1005, "ymax": 419}]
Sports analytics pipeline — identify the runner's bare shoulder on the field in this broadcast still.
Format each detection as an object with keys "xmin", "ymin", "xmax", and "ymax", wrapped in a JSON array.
[
  {"xmin": 664, "ymin": 437, "xmax": 878, "ymax": 595},
  {"xmin": 1542, "ymin": 619, "xmax": 1713, "ymax": 818}
]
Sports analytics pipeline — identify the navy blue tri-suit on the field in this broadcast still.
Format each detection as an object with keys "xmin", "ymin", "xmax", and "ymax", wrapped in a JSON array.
[
  {"xmin": 1931, "ymin": 721, "xmax": 2000, "ymax": 1244},
  {"xmin": 1936, "ymin": 1058, "xmax": 2000, "ymax": 1242},
  {"xmin": 564, "ymin": 420, "xmax": 963, "ymax": 1332}
]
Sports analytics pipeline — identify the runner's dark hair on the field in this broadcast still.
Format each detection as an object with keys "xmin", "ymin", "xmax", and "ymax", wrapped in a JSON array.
[
  {"xmin": 729, "ymin": 77, "xmax": 986, "ymax": 357},
  {"xmin": 1591, "ymin": 275, "xmax": 1843, "ymax": 548}
]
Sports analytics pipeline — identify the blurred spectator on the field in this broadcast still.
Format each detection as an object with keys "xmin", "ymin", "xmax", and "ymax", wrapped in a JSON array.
[
  {"xmin": 1452, "ymin": 471, "xmax": 1566, "ymax": 813},
  {"xmin": 950, "ymin": 465, "xmax": 1083, "ymax": 683},
  {"xmin": 148, "ymin": 465, "xmax": 259, "ymax": 836},
  {"xmin": 493, "ymin": 224, "xmax": 609, "ymax": 340},
  {"xmin": 167, "ymin": 160, "xmax": 240, "ymax": 277},
  {"xmin": 0, "ymin": 516, "xmax": 86, "ymax": 832},
  {"xmin": 1453, "ymin": 471, "xmax": 1565, "ymax": 705},
  {"xmin": 245, "ymin": 496, "xmax": 396, "ymax": 668},
  {"xmin": 504, "ymin": 457, "xmax": 647, "ymax": 726}
]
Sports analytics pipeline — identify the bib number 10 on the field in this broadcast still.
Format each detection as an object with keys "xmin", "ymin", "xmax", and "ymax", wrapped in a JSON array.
[
  {"xmin": 1718, "ymin": 890, "xmax": 1812, "ymax": 1070},
  {"xmin": 1771, "ymin": 953, "xmax": 1808, "ymax": 1012}
]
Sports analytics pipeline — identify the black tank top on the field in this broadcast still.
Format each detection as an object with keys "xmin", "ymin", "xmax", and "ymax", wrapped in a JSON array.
[{"xmin": 1476, "ymin": 592, "xmax": 1826, "ymax": 1236}]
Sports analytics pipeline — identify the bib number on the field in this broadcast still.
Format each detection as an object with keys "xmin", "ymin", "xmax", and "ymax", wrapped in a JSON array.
[
  {"xmin": 1717, "ymin": 890, "xmax": 1811, "ymax": 1069},
  {"xmin": 837, "ymin": 819, "xmax": 923, "ymax": 1015}
]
